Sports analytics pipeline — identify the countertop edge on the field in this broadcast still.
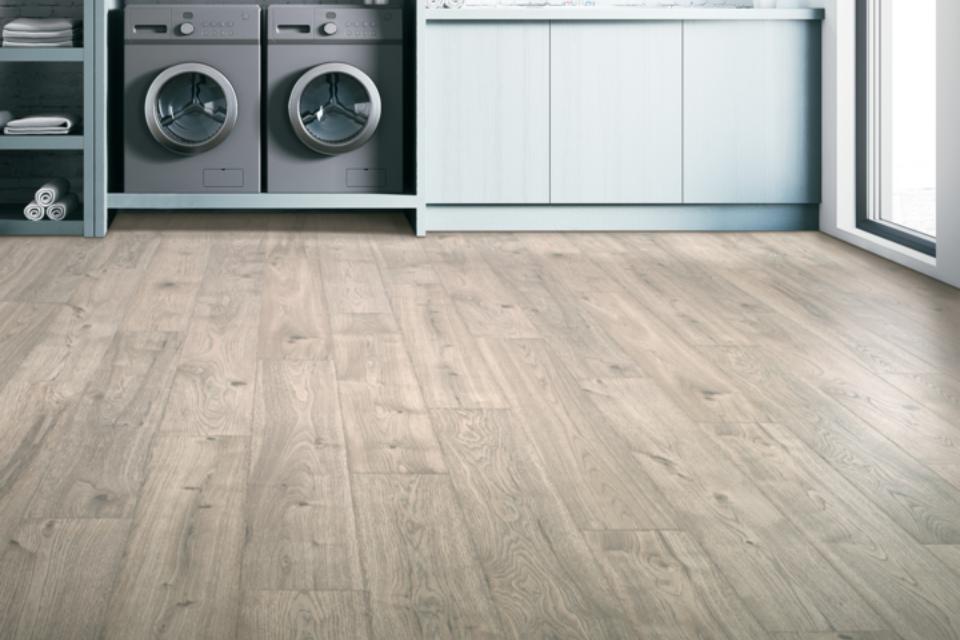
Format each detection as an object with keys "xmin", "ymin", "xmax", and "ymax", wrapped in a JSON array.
[{"xmin": 424, "ymin": 7, "xmax": 825, "ymax": 21}]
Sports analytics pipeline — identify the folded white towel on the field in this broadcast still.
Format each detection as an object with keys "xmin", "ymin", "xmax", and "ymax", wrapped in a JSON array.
[
  {"xmin": 23, "ymin": 201, "xmax": 45, "ymax": 222},
  {"xmin": 3, "ymin": 18, "xmax": 81, "ymax": 33},
  {"xmin": 4, "ymin": 115, "xmax": 76, "ymax": 135},
  {"xmin": 0, "ymin": 111, "xmax": 12, "ymax": 128},
  {"xmin": 36, "ymin": 178, "xmax": 71, "ymax": 207},
  {"xmin": 2, "ymin": 39, "xmax": 78, "ymax": 48},
  {"xmin": 2, "ymin": 29, "xmax": 80, "ymax": 40},
  {"xmin": 4, "ymin": 128, "xmax": 73, "ymax": 135},
  {"xmin": 46, "ymin": 193, "xmax": 80, "ymax": 222}
]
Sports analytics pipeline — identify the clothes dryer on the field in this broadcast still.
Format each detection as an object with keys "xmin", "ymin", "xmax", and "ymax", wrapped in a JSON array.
[
  {"xmin": 124, "ymin": 4, "xmax": 260, "ymax": 193},
  {"xmin": 266, "ymin": 5, "xmax": 403, "ymax": 193}
]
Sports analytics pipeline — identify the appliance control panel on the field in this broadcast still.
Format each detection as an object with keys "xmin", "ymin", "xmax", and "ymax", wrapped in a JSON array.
[
  {"xmin": 126, "ymin": 4, "xmax": 260, "ymax": 42},
  {"xmin": 268, "ymin": 7, "xmax": 403, "ymax": 42}
]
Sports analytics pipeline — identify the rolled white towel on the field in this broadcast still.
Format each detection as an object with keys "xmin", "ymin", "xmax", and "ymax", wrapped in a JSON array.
[
  {"xmin": 46, "ymin": 193, "xmax": 80, "ymax": 222},
  {"xmin": 36, "ymin": 178, "xmax": 71, "ymax": 207},
  {"xmin": 23, "ymin": 201, "xmax": 45, "ymax": 222}
]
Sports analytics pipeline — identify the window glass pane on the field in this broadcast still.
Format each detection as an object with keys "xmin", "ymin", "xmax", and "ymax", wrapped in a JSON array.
[{"xmin": 883, "ymin": 0, "xmax": 937, "ymax": 238}]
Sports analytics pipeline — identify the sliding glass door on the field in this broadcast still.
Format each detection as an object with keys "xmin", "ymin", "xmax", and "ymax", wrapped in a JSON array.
[{"xmin": 857, "ymin": 0, "xmax": 938, "ymax": 255}]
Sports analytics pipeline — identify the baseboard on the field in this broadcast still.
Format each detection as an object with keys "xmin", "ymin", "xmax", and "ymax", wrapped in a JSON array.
[{"xmin": 420, "ymin": 204, "xmax": 819, "ymax": 233}]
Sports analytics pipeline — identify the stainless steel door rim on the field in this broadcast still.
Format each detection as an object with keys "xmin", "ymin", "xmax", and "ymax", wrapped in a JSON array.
[
  {"xmin": 288, "ymin": 62, "xmax": 383, "ymax": 156},
  {"xmin": 145, "ymin": 62, "xmax": 239, "ymax": 155}
]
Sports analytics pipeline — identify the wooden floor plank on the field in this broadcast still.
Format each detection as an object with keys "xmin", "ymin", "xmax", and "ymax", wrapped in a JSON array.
[
  {"xmin": 244, "ymin": 360, "xmax": 362, "ymax": 591},
  {"xmin": 882, "ymin": 371, "xmax": 960, "ymax": 425},
  {"xmin": 711, "ymin": 421, "xmax": 960, "ymax": 640},
  {"xmin": 311, "ymin": 234, "xmax": 398, "ymax": 335},
  {"xmin": 703, "ymin": 345, "xmax": 960, "ymax": 545},
  {"xmin": 384, "ymin": 282, "xmax": 508, "ymax": 409},
  {"xmin": 104, "ymin": 435, "xmax": 248, "ymax": 640},
  {"xmin": 432, "ymin": 409, "xmax": 636, "ymax": 639},
  {"xmin": 477, "ymin": 235, "xmax": 644, "ymax": 380},
  {"xmin": 595, "ymin": 234, "xmax": 775, "ymax": 348},
  {"xmin": 121, "ymin": 236, "xmax": 211, "ymax": 333},
  {"xmin": 479, "ymin": 338, "xmax": 678, "ymax": 531},
  {"xmin": 352, "ymin": 473, "xmax": 503, "ymax": 640},
  {"xmin": 0, "ymin": 302, "xmax": 61, "ymax": 381},
  {"xmin": 26, "ymin": 331, "xmax": 182, "ymax": 519},
  {"xmin": 159, "ymin": 243, "xmax": 264, "ymax": 436},
  {"xmin": 580, "ymin": 377, "xmax": 885, "ymax": 633},
  {"xmin": 422, "ymin": 235, "xmax": 540, "ymax": 339},
  {"xmin": 578, "ymin": 289, "xmax": 767, "ymax": 423},
  {"xmin": 239, "ymin": 591, "xmax": 371, "ymax": 640},
  {"xmin": 257, "ymin": 233, "xmax": 332, "ymax": 361},
  {"xmin": 772, "ymin": 633, "xmax": 900, "ymax": 640},
  {"xmin": 0, "ymin": 518, "xmax": 131, "ymax": 640},
  {"xmin": 585, "ymin": 529, "xmax": 770, "ymax": 640},
  {"xmin": 334, "ymin": 334, "xmax": 446, "ymax": 474}
]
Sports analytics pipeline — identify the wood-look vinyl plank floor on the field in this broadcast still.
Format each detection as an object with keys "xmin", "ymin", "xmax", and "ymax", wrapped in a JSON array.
[{"xmin": 1, "ymin": 214, "xmax": 959, "ymax": 639}]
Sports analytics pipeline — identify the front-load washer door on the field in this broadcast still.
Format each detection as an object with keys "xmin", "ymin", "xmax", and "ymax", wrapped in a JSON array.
[
  {"xmin": 145, "ymin": 62, "xmax": 239, "ymax": 155},
  {"xmin": 288, "ymin": 63, "xmax": 382, "ymax": 156}
]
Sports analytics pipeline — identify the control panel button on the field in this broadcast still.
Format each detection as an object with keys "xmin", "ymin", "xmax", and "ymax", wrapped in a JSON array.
[
  {"xmin": 178, "ymin": 22, "xmax": 195, "ymax": 36},
  {"xmin": 321, "ymin": 22, "xmax": 338, "ymax": 36}
]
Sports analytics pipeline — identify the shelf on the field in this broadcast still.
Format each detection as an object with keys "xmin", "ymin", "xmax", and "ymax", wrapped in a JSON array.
[
  {"xmin": 107, "ymin": 193, "xmax": 420, "ymax": 210},
  {"xmin": 0, "ymin": 136, "xmax": 84, "ymax": 151},
  {"xmin": 0, "ymin": 47, "xmax": 84, "ymax": 63},
  {"xmin": 424, "ymin": 7, "xmax": 825, "ymax": 21},
  {"xmin": 0, "ymin": 211, "xmax": 83, "ymax": 236}
]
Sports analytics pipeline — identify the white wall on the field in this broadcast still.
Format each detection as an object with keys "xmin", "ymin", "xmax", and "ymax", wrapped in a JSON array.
[{"xmin": 815, "ymin": 0, "xmax": 960, "ymax": 288}]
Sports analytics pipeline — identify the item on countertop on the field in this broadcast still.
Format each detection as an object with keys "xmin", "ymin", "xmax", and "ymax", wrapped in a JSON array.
[
  {"xmin": 0, "ymin": 111, "xmax": 13, "ymax": 129},
  {"xmin": 2, "ymin": 17, "xmax": 82, "ymax": 48},
  {"xmin": 443, "ymin": 0, "xmax": 466, "ymax": 8},
  {"xmin": 3, "ymin": 115, "xmax": 77, "ymax": 136},
  {"xmin": 46, "ymin": 193, "xmax": 80, "ymax": 222},
  {"xmin": 23, "ymin": 201, "xmax": 45, "ymax": 222},
  {"xmin": 35, "ymin": 178, "xmax": 71, "ymax": 207}
]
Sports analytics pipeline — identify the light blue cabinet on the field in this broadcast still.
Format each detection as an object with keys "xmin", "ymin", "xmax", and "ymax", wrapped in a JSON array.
[
  {"xmin": 425, "ymin": 15, "xmax": 822, "ymax": 211},
  {"xmin": 550, "ymin": 23, "xmax": 683, "ymax": 204},
  {"xmin": 425, "ymin": 23, "xmax": 550, "ymax": 204},
  {"xmin": 683, "ymin": 21, "xmax": 822, "ymax": 204}
]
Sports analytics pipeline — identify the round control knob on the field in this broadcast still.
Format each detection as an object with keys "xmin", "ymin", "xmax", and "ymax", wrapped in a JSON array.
[
  {"xmin": 178, "ymin": 22, "xmax": 195, "ymax": 36},
  {"xmin": 321, "ymin": 22, "xmax": 338, "ymax": 36}
]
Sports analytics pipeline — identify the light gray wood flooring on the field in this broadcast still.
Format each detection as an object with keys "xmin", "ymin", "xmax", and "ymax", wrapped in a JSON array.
[{"xmin": 1, "ymin": 213, "xmax": 959, "ymax": 640}]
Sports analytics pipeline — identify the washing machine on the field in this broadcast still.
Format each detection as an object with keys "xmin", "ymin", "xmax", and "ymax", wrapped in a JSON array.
[
  {"xmin": 124, "ymin": 5, "xmax": 260, "ymax": 193},
  {"xmin": 266, "ymin": 5, "xmax": 404, "ymax": 193}
]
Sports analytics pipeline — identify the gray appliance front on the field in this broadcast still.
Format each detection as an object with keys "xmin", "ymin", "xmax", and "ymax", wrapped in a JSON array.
[
  {"xmin": 266, "ymin": 7, "xmax": 404, "ymax": 194},
  {"xmin": 124, "ymin": 5, "xmax": 261, "ymax": 194}
]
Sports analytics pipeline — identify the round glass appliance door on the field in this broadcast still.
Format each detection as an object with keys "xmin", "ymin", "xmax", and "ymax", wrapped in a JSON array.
[
  {"xmin": 145, "ymin": 63, "xmax": 238, "ymax": 155},
  {"xmin": 288, "ymin": 63, "xmax": 382, "ymax": 156}
]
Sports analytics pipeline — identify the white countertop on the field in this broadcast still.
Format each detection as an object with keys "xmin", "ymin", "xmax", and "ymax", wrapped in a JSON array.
[{"xmin": 424, "ymin": 6, "xmax": 825, "ymax": 20}]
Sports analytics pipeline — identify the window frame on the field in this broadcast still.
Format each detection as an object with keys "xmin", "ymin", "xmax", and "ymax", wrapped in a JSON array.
[{"xmin": 856, "ymin": 0, "xmax": 938, "ymax": 257}]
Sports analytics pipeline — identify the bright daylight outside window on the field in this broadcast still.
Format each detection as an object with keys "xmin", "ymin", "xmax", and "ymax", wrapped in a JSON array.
[{"xmin": 858, "ymin": 0, "xmax": 938, "ymax": 256}]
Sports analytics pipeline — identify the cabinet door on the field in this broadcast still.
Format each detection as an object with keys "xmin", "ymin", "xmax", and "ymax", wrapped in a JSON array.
[
  {"xmin": 683, "ymin": 21, "xmax": 822, "ymax": 204},
  {"xmin": 426, "ymin": 23, "xmax": 550, "ymax": 204},
  {"xmin": 550, "ymin": 23, "xmax": 683, "ymax": 204}
]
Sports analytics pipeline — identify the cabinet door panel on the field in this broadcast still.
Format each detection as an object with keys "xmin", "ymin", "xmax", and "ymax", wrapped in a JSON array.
[
  {"xmin": 684, "ymin": 21, "xmax": 821, "ymax": 204},
  {"xmin": 426, "ymin": 23, "xmax": 550, "ymax": 204},
  {"xmin": 551, "ymin": 23, "xmax": 683, "ymax": 204}
]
